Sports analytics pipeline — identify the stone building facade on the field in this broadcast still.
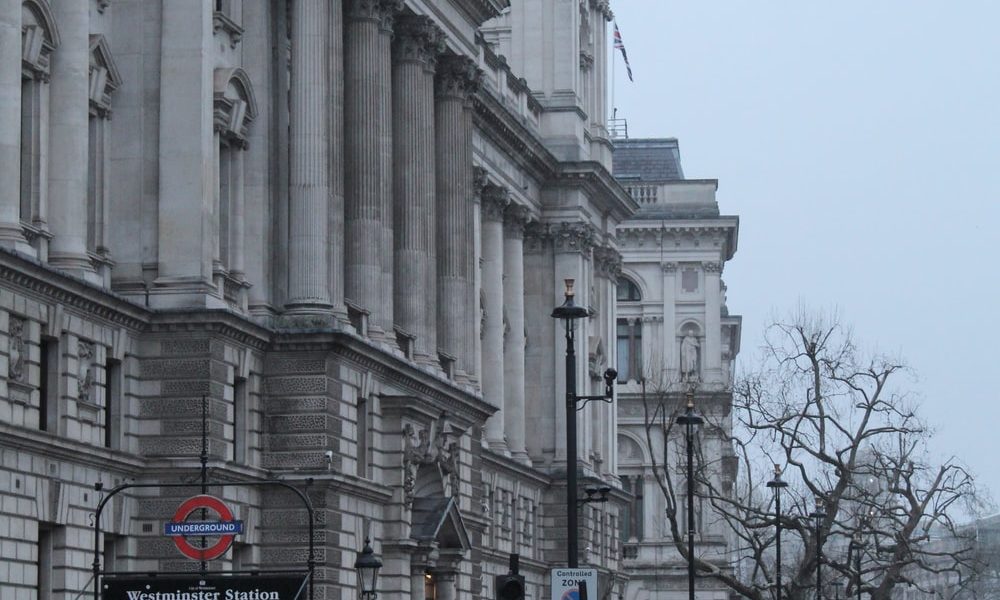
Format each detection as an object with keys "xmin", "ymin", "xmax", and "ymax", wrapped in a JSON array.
[
  {"xmin": 0, "ymin": 0, "xmax": 635, "ymax": 598},
  {"xmin": 612, "ymin": 139, "xmax": 742, "ymax": 600}
]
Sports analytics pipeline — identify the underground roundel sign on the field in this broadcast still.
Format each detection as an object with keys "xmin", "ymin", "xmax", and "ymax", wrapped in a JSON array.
[{"xmin": 164, "ymin": 494, "xmax": 244, "ymax": 561}]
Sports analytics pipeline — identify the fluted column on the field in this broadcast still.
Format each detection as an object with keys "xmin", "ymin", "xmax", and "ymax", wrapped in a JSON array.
[
  {"xmin": 0, "ymin": 1, "xmax": 24, "ymax": 245},
  {"xmin": 392, "ymin": 15, "xmax": 443, "ymax": 360},
  {"xmin": 661, "ymin": 262, "xmax": 677, "ymax": 379},
  {"xmin": 480, "ymin": 185, "xmax": 508, "ymax": 452},
  {"xmin": 328, "ymin": 0, "xmax": 346, "ymax": 320},
  {"xmin": 503, "ymin": 206, "xmax": 529, "ymax": 463},
  {"xmin": 47, "ymin": 0, "xmax": 92, "ymax": 274},
  {"xmin": 704, "ymin": 261, "xmax": 723, "ymax": 383},
  {"xmin": 345, "ymin": 0, "xmax": 401, "ymax": 337},
  {"xmin": 435, "ymin": 55, "xmax": 479, "ymax": 376},
  {"xmin": 287, "ymin": 0, "xmax": 332, "ymax": 311}
]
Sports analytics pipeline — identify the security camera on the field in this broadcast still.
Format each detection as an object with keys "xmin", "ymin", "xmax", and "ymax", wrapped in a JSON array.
[
  {"xmin": 324, "ymin": 450, "xmax": 334, "ymax": 461},
  {"xmin": 603, "ymin": 368, "xmax": 618, "ymax": 397}
]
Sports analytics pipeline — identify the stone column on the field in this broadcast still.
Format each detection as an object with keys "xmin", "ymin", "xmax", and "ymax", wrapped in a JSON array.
[
  {"xmin": 480, "ymin": 184, "xmax": 508, "ymax": 452},
  {"xmin": 0, "ymin": 1, "xmax": 24, "ymax": 245},
  {"xmin": 503, "ymin": 207, "xmax": 529, "ymax": 463},
  {"xmin": 345, "ymin": 0, "xmax": 401, "ymax": 337},
  {"xmin": 286, "ymin": 0, "xmax": 332, "ymax": 312},
  {"xmin": 704, "ymin": 261, "xmax": 723, "ymax": 383},
  {"xmin": 435, "ymin": 55, "xmax": 479, "ymax": 376},
  {"xmin": 47, "ymin": 0, "xmax": 92, "ymax": 274},
  {"xmin": 661, "ymin": 262, "xmax": 677, "ymax": 379},
  {"xmin": 432, "ymin": 568, "xmax": 457, "ymax": 600},
  {"xmin": 391, "ymin": 15, "xmax": 442, "ymax": 360},
  {"xmin": 328, "ymin": 0, "xmax": 346, "ymax": 320}
]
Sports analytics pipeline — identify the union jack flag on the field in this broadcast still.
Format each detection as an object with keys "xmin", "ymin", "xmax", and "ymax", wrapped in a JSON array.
[{"xmin": 613, "ymin": 21, "xmax": 633, "ymax": 82}]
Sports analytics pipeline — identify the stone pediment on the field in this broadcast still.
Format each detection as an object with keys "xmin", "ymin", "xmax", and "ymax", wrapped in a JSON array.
[
  {"xmin": 410, "ymin": 496, "xmax": 470, "ymax": 550},
  {"xmin": 89, "ymin": 35, "xmax": 122, "ymax": 117}
]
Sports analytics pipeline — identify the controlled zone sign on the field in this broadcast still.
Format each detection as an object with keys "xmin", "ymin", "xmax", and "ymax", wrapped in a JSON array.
[
  {"xmin": 164, "ymin": 494, "xmax": 244, "ymax": 561},
  {"xmin": 101, "ymin": 574, "xmax": 308, "ymax": 600},
  {"xmin": 551, "ymin": 568, "xmax": 598, "ymax": 600}
]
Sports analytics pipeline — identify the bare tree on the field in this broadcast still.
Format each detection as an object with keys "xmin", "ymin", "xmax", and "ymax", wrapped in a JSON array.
[{"xmin": 641, "ymin": 310, "xmax": 983, "ymax": 600}]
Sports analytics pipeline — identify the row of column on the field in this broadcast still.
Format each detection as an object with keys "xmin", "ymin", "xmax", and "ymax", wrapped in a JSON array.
[
  {"xmin": 480, "ymin": 186, "xmax": 529, "ymax": 461},
  {"xmin": 285, "ymin": 1, "xmax": 480, "ymax": 376},
  {"xmin": 0, "ymin": 0, "xmax": 93, "ymax": 272}
]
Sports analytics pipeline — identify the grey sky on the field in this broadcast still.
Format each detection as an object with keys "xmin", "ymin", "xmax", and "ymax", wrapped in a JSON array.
[{"xmin": 609, "ymin": 2, "xmax": 1000, "ymax": 505}]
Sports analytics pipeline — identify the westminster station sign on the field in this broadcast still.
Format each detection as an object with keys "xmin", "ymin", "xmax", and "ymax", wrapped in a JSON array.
[{"xmin": 101, "ymin": 574, "xmax": 307, "ymax": 600}]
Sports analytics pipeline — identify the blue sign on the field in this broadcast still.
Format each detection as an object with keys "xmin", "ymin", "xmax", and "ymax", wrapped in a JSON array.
[{"xmin": 164, "ymin": 520, "xmax": 244, "ymax": 536}]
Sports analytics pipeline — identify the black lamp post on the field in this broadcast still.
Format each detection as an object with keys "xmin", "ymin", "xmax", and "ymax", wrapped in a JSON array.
[
  {"xmin": 766, "ymin": 464, "xmax": 788, "ymax": 600},
  {"xmin": 831, "ymin": 581, "xmax": 843, "ymax": 600},
  {"xmin": 676, "ymin": 388, "xmax": 703, "ymax": 600},
  {"xmin": 551, "ymin": 279, "xmax": 616, "ymax": 568},
  {"xmin": 809, "ymin": 498, "xmax": 827, "ymax": 600},
  {"xmin": 849, "ymin": 532, "xmax": 863, "ymax": 600},
  {"xmin": 354, "ymin": 537, "xmax": 382, "ymax": 600}
]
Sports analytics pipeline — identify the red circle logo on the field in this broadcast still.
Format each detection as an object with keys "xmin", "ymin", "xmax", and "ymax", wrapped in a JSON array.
[{"xmin": 166, "ymin": 495, "xmax": 242, "ymax": 561}]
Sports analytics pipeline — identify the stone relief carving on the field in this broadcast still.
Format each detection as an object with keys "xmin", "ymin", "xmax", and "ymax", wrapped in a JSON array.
[
  {"xmin": 435, "ymin": 55, "xmax": 481, "ymax": 101},
  {"xmin": 402, "ymin": 412, "xmax": 466, "ymax": 505},
  {"xmin": 593, "ymin": 245, "xmax": 623, "ymax": 281},
  {"xmin": 9, "ymin": 317, "xmax": 25, "ymax": 382},
  {"xmin": 480, "ymin": 185, "xmax": 510, "ymax": 221},
  {"xmin": 78, "ymin": 340, "xmax": 95, "ymax": 403},
  {"xmin": 391, "ymin": 14, "xmax": 445, "ymax": 66},
  {"xmin": 552, "ymin": 222, "xmax": 598, "ymax": 254}
]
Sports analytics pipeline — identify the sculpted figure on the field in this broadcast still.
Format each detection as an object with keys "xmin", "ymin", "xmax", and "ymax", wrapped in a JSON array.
[{"xmin": 680, "ymin": 333, "xmax": 700, "ymax": 380}]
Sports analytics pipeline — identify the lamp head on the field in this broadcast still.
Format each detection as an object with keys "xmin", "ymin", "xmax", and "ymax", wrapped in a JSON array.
[{"xmin": 551, "ymin": 279, "xmax": 590, "ymax": 320}]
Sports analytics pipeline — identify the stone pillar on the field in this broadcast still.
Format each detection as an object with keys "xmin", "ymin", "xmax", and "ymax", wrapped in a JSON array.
[
  {"xmin": 328, "ymin": 0, "xmax": 347, "ymax": 320},
  {"xmin": 661, "ymin": 262, "xmax": 677, "ymax": 380},
  {"xmin": 0, "ymin": 0, "xmax": 24, "ymax": 245},
  {"xmin": 503, "ymin": 206, "xmax": 529, "ymax": 463},
  {"xmin": 435, "ymin": 55, "xmax": 479, "ymax": 376},
  {"xmin": 704, "ymin": 261, "xmax": 723, "ymax": 383},
  {"xmin": 391, "ymin": 15, "xmax": 442, "ymax": 360},
  {"xmin": 432, "ymin": 568, "xmax": 457, "ymax": 600},
  {"xmin": 480, "ymin": 184, "xmax": 508, "ymax": 452},
  {"xmin": 345, "ymin": 0, "xmax": 401, "ymax": 337},
  {"xmin": 47, "ymin": 0, "xmax": 92, "ymax": 274},
  {"xmin": 286, "ymin": 0, "xmax": 332, "ymax": 312}
]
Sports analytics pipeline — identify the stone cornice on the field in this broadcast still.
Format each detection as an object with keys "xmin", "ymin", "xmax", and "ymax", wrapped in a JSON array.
[
  {"xmin": 472, "ymin": 89, "xmax": 558, "ymax": 183},
  {"xmin": 270, "ymin": 330, "xmax": 497, "ymax": 425},
  {"xmin": 449, "ymin": 0, "xmax": 509, "ymax": 27},
  {"xmin": 146, "ymin": 309, "xmax": 272, "ymax": 351},
  {"xmin": 0, "ymin": 248, "xmax": 150, "ymax": 330},
  {"xmin": 481, "ymin": 451, "xmax": 551, "ymax": 486},
  {"xmin": 617, "ymin": 217, "xmax": 740, "ymax": 260},
  {"xmin": 551, "ymin": 162, "xmax": 639, "ymax": 222},
  {"xmin": 0, "ymin": 423, "xmax": 146, "ymax": 474}
]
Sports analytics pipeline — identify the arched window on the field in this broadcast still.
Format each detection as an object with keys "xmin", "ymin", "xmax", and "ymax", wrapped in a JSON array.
[
  {"xmin": 21, "ymin": 0, "xmax": 60, "ymax": 242},
  {"xmin": 213, "ymin": 68, "xmax": 257, "ymax": 310},
  {"xmin": 87, "ymin": 34, "xmax": 121, "ymax": 283},
  {"xmin": 617, "ymin": 277, "xmax": 641, "ymax": 302}
]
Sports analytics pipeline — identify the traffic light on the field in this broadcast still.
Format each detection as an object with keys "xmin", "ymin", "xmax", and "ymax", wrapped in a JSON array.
[{"xmin": 495, "ymin": 573, "xmax": 525, "ymax": 600}]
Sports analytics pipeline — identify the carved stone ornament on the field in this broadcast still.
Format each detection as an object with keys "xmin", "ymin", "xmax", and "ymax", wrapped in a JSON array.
[
  {"xmin": 552, "ymin": 222, "xmax": 598, "ymax": 254},
  {"xmin": 77, "ymin": 340, "xmax": 95, "ymax": 403},
  {"xmin": 435, "ymin": 55, "xmax": 482, "ymax": 101},
  {"xmin": 503, "ymin": 204, "xmax": 530, "ymax": 239},
  {"xmin": 9, "ymin": 317, "xmax": 25, "ymax": 382},
  {"xmin": 480, "ymin": 185, "xmax": 510, "ymax": 222},
  {"xmin": 402, "ymin": 413, "xmax": 466, "ymax": 506},
  {"xmin": 392, "ymin": 14, "xmax": 445, "ymax": 66},
  {"xmin": 662, "ymin": 262, "xmax": 678, "ymax": 273},
  {"xmin": 703, "ymin": 261, "xmax": 723, "ymax": 273},
  {"xmin": 345, "ymin": 0, "xmax": 402, "ymax": 29},
  {"xmin": 593, "ymin": 245, "xmax": 623, "ymax": 281}
]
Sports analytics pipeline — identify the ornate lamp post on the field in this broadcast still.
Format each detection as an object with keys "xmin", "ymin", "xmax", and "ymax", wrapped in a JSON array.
[
  {"xmin": 354, "ymin": 537, "xmax": 382, "ymax": 600},
  {"xmin": 551, "ymin": 279, "xmax": 616, "ymax": 568},
  {"xmin": 809, "ymin": 498, "xmax": 827, "ymax": 600},
  {"xmin": 676, "ymin": 388, "xmax": 703, "ymax": 600},
  {"xmin": 766, "ymin": 464, "xmax": 788, "ymax": 600}
]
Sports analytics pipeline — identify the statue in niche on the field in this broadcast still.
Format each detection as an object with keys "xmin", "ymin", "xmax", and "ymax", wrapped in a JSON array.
[
  {"xmin": 680, "ymin": 332, "xmax": 700, "ymax": 382},
  {"xmin": 78, "ymin": 341, "xmax": 95, "ymax": 403},
  {"xmin": 9, "ymin": 317, "xmax": 25, "ymax": 382}
]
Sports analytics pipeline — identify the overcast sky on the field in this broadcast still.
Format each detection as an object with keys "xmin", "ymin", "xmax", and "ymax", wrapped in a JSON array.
[{"xmin": 608, "ymin": 1, "xmax": 1000, "ymax": 509}]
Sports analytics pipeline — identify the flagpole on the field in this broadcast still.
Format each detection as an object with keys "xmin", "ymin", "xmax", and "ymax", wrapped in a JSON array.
[{"xmin": 610, "ymin": 22, "xmax": 616, "ymax": 122}]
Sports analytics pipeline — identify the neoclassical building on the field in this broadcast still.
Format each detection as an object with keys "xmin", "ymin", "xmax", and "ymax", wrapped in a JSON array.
[
  {"xmin": 612, "ymin": 138, "xmax": 742, "ymax": 600},
  {"xmin": 0, "ymin": 0, "xmax": 636, "ymax": 598}
]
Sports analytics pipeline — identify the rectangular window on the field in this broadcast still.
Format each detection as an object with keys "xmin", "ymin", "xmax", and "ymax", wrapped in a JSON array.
[
  {"xmin": 104, "ymin": 358, "xmax": 121, "ymax": 449},
  {"xmin": 103, "ymin": 534, "xmax": 118, "ymax": 573},
  {"xmin": 39, "ymin": 336, "xmax": 59, "ymax": 432},
  {"xmin": 357, "ymin": 396, "xmax": 369, "ymax": 478},
  {"xmin": 233, "ymin": 377, "xmax": 247, "ymax": 464},
  {"xmin": 37, "ymin": 525, "xmax": 53, "ymax": 597}
]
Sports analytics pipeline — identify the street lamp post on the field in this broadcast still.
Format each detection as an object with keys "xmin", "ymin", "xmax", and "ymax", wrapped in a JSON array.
[
  {"xmin": 810, "ymin": 498, "xmax": 827, "ymax": 600},
  {"xmin": 551, "ymin": 279, "xmax": 616, "ymax": 568},
  {"xmin": 676, "ymin": 388, "xmax": 703, "ymax": 600},
  {"xmin": 849, "ymin": 533, "xmax": 863, "ymax": 600},
  {"xmin": 766, "ymin": 464, "xmax": 788, "ymax": 600}
]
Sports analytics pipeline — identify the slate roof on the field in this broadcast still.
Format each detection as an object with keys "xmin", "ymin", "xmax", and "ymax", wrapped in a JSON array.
[{"xmin": 612, "ymin": 138, "xmax": 684, "ymax": 182}]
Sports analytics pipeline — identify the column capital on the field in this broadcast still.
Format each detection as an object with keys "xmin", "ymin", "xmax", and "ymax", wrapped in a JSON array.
[
  {"xmin": 481, "ymin": 184, "xmax": 509, "ymax": 222},
  {"xmin": 503, "ymin": 204, "xmax": 530, "ymax": 239},
  {"xmin": 552, "ymin": 221, "xmax": 598, "ymax": 255},
  {"xmin": 661, "ymin": 261, "xmax": 678, "ymax": 273},
  {"xmin": 345, "ymin": 0, "xmax": 402, "ymax": 31},
  {"xmin": 593, "ymin": 245, "xmax": 622, "ymax": 281},
  {"xmin": 392, "ymin": 14, "xmax": 445, "ymax": 67},
  {"xmin": 435, "ymin": 54, "xmax": 481, "ymax": 101},
  {"xmin": 703, "ymin": 261, "xmax": 722, "ymax": 273}
]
